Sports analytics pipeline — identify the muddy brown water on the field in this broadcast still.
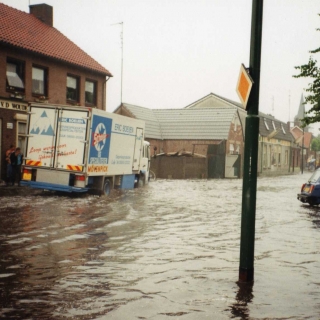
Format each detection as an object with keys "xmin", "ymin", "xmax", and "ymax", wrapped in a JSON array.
[{"xmin": 0, "ymin": 173, "xmax": 320, "ymax": 319}]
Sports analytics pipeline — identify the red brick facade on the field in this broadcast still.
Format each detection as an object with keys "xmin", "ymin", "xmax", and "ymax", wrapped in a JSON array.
[{"xmin": 0, "ymin": 46, "xmax": 108, "ymax": 109}]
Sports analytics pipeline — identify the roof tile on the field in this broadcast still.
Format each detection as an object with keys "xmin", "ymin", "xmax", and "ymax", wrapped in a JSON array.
[{"xmin": 0, "ymin": 3, "xmax": 112, "ymax": 76}]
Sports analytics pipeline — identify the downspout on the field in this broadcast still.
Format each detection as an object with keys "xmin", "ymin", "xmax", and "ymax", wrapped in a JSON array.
[{"xmin": 103, "ymin": 76, "xmax": 111, "ymax": 111}]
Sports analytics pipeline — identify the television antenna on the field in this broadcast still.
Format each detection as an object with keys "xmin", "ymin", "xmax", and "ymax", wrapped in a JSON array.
[{"xmin": 111, "ymin": 22, "xmax": 124, "ymax": 105}]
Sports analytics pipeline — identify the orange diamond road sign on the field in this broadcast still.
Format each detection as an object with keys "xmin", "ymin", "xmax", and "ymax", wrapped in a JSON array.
[{"xmin": 236, "ymin": 64, "xmax": 253, "ymax": 110}]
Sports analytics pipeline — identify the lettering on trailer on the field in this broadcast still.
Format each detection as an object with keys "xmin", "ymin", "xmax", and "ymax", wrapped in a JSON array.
[
  {"xmin": 111, "ymin": 155, "xmax": 131, "ymax": 165},
  {"xmin": 58, "ymin": 117, "xmax": 87, "ymax": 139},
  {"xmin": 87, "ymin": 165, "xmax": 108, "ymax": 172},
  {"xmin": 114, "ymin": 123, "xmax": 134, "ymax": 135},
  {"xmin": 89, "ymin": 115, "xmax": 112, "ymax": 172}
]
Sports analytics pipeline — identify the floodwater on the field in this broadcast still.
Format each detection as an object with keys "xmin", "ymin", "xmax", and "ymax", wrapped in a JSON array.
[{"xmin": 0, "ymin": 173, "xmax": 320, "ymax": 319}]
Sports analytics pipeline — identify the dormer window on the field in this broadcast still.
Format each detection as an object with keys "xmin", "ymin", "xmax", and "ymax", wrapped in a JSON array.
[
  {"xmin": 264, "ymin": 118, "xmax": 269, "ymax": 130},
  {"xmin": 281, "ymin": 124, "xmax": 286, "ymax": 134},
  {"xmin": 272, "ymin": 121, "xmax": 276, "ymax": 130}
]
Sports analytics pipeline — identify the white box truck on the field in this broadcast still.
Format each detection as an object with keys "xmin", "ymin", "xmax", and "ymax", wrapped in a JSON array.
[{"xmin": 21, "ymin": 103, "xmax": 150, "ymax": 195}]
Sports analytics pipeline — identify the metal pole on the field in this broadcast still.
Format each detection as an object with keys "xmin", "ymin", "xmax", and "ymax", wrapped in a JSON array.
[
  {"xmin": 120, "ymin": 22, "xmax": 123, "ymax": 104},
  {"xmin": 239, "ymin": 0, "xmax": 264, "ymax": 283},
  {"xmin": 110, "ymin": 22, "xmax": 123, "ymax": 105},
  {"xmin": 301, "ymin": 127, "xmax": 304, "ymax": 174}
]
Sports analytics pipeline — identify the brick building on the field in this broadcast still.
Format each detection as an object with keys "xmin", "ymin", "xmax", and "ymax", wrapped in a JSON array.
[
  {"xmin": 115, "ymin": 103, "xmax": 244, "ymax": 178},
  {"xmin": 0, "ymin": 3, "xmax": 112, "ymax": 181}
]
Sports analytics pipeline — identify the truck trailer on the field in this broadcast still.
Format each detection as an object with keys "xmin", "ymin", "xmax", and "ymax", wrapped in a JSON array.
[{"xmin": 21, "ymin": 103, "xmax": 150, "ymax": 195}]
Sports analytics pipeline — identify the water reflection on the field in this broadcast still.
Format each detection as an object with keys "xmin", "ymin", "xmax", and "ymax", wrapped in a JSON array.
[
  {"xmin": 1, "ymin": 174, "xmax": 320, "ymax": 319},
  {"xmin": 229, "ymin": 282, "xmax": 254, "ymax": 319}
]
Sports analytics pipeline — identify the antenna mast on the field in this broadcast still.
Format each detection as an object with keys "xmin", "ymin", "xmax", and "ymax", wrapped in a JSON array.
[{"xmin": 111, "ymin": 22, "xmax": 124, "ymax": 105}]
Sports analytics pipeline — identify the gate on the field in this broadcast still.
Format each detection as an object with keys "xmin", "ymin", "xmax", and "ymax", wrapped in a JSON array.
[{"xmin": 207, "ymin": 141, "xmax": 226, "ymax": 179}]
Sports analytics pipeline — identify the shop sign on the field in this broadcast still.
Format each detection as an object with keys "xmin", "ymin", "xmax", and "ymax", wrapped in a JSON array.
[{"xmin": 0, "ymin": 99, "xmax": 28, "ymax": 111}]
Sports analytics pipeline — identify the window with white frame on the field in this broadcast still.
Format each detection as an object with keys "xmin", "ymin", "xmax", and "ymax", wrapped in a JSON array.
[
  {"xmin": 17, "ymin": 121, "xmax": 26, "ymax": 153},
  {"xmin": 66, "ymin": 75, "xmax": 79, "ymax": 102},
  {"xmin": 281, "ymin": 123, "xmax": 286, "ymax": 134},
  {"xmin": 85, "ymin": 80, "xmax": 97, "ymax": 105},
  {"xmin": 32, "ymin": 66, "xmax": 47, "ymax": 96},
  {"xmin": 272, "ymin": 121, "xmax": 276, "ymax": 130}
]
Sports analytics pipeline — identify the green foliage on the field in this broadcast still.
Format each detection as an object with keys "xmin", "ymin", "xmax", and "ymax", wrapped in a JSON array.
[
  {"xmin": 294, "ymin": 14, "xmax": 320, "ymax": 126},
  {"xmin": 311, "ymin": 137, "xmax": 320, "ymax": 152}
]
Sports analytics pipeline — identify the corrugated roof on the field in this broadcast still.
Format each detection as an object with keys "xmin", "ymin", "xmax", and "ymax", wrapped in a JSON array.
[
  {"xmin": 0, "ymin": 3, "xmax": 112, "ymax": 76},
  {"xmin": 122, "ymin": 103, "xmax": 162, "ymax": 139},
  {"xmin": 122, "ymin": 103, "xmax": 237, "ymax": 140}
]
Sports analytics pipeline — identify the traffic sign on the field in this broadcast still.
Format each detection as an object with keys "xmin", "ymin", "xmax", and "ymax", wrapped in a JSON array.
[{"xmin": 236, "ymin": 64, "xmax": 253, "ymax": 109}]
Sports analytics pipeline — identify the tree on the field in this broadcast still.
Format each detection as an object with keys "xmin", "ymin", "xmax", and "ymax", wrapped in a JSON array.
[
  {"xmin": 294, "ymin": 14, "xmax": 320, "ymax": 126},
  {"xmin": 311, "ymin": 137, "xmax": 320, "ymax": 152}
]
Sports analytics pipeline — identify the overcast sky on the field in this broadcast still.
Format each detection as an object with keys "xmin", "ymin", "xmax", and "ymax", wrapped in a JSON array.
[{"xmin": 3, "ymin": 0, "xmax": 320, "ymax": 131}]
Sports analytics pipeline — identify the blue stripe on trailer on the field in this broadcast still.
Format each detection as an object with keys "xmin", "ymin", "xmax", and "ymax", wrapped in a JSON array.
[{"xmin": 20, "ymin": 181, "xmax": 88, "ymax": 193}]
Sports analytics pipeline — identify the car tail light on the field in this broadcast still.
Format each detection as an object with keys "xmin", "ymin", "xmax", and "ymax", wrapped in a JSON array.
[
  {"xmin": 301, "ymin": 184, "xmax": 306, "ymax": 192},
  {"xmin": 310, "ymin": 185, "xmax": 315, "ymax": 193},
  {"xmin": 75, "ymin": 175, "xmax": 85, "ymax": 181}
]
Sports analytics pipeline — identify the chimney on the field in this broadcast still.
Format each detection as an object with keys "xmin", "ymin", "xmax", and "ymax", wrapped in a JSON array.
[{"xmin": 30, "ymin": 4, "xmax": 53, "ymax": 27}]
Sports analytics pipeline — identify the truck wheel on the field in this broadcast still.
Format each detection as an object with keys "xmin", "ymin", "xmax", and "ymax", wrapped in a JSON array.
[{"xmin": 103, "ymin": 180, "xmax": 111, "ymax": 196}]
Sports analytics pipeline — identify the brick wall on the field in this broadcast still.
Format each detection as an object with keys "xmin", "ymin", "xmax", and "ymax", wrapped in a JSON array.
[
  {"xmin": 0, "ymin": 45, "xmax": 109, "ymax": 181},
  {"xmin": 0, "ymin": 46, "xmax": 108, "ymax": 110}
]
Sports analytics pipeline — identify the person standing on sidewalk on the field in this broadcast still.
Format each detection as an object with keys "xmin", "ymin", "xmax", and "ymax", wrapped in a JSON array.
[
  {"xmin": 10, "ymin": 147, "xmax": 23, "ymax": 186},
  {"xmin": 5, "ymin": 144, "xmax": 15, "ymax": 186}
]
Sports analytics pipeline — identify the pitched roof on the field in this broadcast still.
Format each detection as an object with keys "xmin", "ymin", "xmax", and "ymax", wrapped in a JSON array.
[
  {"xmin": 259, "ymin": 112, "xmax": 294, "ymax": 142},
  {"xmin": 185, "ymin": 92, "xmax": 243, "ymax": 110},
  {"xmin": 0, "ymin": 3, "xmax": 112, "ymax": 76},
  {"xmin": 121, "ymin": 103, "xmax": 162, "ymax": 139},
  {"xmin": 121, "ymin": 103, "xmax": 238, "ymax": 140}
]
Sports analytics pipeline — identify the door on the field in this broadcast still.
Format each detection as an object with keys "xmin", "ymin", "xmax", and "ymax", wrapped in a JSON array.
[
  {"xmin": 54, "ymin": 109, "xmax": 88, "ymax": 171},
  {"xmin": 133, "ymin": 128, "xmax": 143, "ymax": 170},
  {"xmin": 207, "ymin": 141, "xmax": 226, "ymax": 178},
  {"xmin": 25, "ymin": 106, "xmax": 57, "ymax": 168},
  {"xmin": 25, "ymin": 106, "xmax": 88, "ymax": 171}
]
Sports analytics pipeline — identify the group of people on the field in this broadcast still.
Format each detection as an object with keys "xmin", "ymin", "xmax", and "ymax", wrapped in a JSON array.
[{"xmin": 5, "ymin": 145, "xmax": 23, "ymax": 186}]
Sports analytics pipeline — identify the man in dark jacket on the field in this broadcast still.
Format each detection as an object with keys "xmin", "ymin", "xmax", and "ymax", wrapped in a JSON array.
[
  {"xmin": 10, "ymin": 147, "xmax": 23, "ymax": 186},
  {"xmin": 5, "ymin": 144, "xmax": 15, "ymax": 185}
]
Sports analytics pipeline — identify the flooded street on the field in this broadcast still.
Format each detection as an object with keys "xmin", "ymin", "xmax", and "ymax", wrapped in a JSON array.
[{"xmin": 1, "ymin": 173, "xmax": 320, "ymax": 319}]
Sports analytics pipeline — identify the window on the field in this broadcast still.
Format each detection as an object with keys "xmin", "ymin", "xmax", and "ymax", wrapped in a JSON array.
[
  {"xmin": 17, "ymin": 121, "xmax": 27, "ymax": 153},
  {"xmin": 229, "ymin": 143, "xmax": 234, "ymax": 154},
  {"xmin": 264, "ymin": 118, "xmax": 269, "ymax": 130},
  {"xmin": 32, "ymin": 66, "xmax": 47, "ymax": 96},
  {"xmin": 6, "ymin": 59, "xmax": 25, "ymax": 92},
  {"xmin": 281, "ymin": 124, "xmax": 286, "ymax": 134},
  {"xmin": 66, "ymin": 75, "xmax": 79, "ymax": 102},
  {"xmin": 85, "ymin": 80, "xmax": 97, "ymax": 105},
  {"xmin": 272, "ymin": 121, "xmax": 276, "ymax": 130}
]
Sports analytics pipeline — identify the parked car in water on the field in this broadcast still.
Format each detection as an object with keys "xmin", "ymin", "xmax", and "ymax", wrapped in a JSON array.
[{"xmin": 297, "ymin": 169, "xmax": 320, "ymax": 206}]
